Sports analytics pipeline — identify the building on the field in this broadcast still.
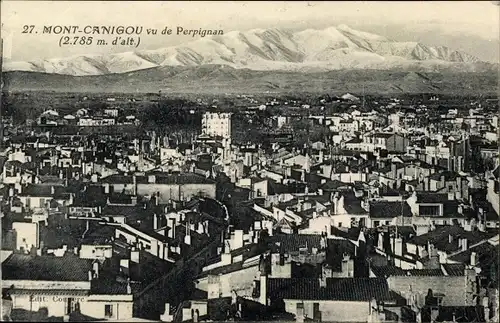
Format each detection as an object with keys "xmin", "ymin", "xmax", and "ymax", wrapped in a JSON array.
[
  {"xmin": 1, "ymin": 253, "xmax": 135, "ymax": 321},
  {"xmin": 201, "ymin": 112, "xmax": 233, "ymax": 139},
  {"xmin": 99, "ymin": 173, "xmax": 217, "ymax": 202},
  {"xmin": 259, "ymin": 277, "xmax": 399, "ymax": 322}
]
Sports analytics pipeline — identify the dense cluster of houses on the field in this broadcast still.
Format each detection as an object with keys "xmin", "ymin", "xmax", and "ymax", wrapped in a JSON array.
[{"xmin": 1, "ymin": 100, "xmax": 498, "ymax": 322}]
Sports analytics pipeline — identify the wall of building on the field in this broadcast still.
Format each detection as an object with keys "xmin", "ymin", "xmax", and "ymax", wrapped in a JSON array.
[
  {"xmin": 284, "ymin": 300, "xmax": 370, "ymax": 322},
  {"xmin": 12, "ymin": 222, "xmax": 39, "ymax": 251},
  {"xmin": 11, "ymin": 294, "xmax": 68, "ymax": 317},
  {"xmin": 387, "ymin": 276, "xmax": 470, "ymax": 306},
  {"xmin": 10, "ymin": 293, "xmax": 133, "ymax": 321},
  {"xmin": 487, "ymin": 179, "xmax": 500, "ymax": 216},
  {"xmin": 80, "ymin": 298, "xmax": 133, "ymax": 320},
  {"xmin": 79, "ymin": 245, "xmax": 113, "ymax": 260},
  {"xmin": 198, "ymin": 264, "xmax": 260, "ymax": 299},
  {"xmin": 136, "ymin": 183, "xmax": 216, "ymax": 202}
]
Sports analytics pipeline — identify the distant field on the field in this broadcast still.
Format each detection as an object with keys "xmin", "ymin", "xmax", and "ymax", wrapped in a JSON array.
[{"xmin": 2, "ymin": 66, "xmax": 498, "ymax": 95}]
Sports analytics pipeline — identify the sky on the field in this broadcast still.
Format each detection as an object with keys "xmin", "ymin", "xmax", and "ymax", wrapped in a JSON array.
[{"xmin": 1, "ymin": 1, "xmax": 499, "ymax": 62}]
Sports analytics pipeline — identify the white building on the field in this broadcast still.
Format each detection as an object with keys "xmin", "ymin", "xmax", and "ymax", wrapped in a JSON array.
[{"xmin": 201, "ymin": 112, "xmax": 233, "ymax": 139}]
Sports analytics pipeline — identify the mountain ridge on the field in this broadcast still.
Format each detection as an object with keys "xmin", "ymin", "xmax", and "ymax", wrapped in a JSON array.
[
  {"xmin": 3, "ymin": 65, "xmax": 497, "ymax": 95},
  {"xmin": 3, "ymin": 25, "xmax": 493, "ymax": 76}
]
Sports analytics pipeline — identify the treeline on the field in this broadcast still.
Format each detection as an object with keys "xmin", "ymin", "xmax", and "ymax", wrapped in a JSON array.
[{"xmin": 139, "ymin": 99, "xmax": 202, "ymax": 134}]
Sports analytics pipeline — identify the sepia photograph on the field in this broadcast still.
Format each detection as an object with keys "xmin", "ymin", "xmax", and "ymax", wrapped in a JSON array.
[{"xmin": 0, "ymin": 1, "xmax": 499, "ymax": 322}]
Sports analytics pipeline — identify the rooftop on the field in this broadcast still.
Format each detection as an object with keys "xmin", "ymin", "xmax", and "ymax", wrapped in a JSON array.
[
  {"xmin": 267, "ymin": 277, "xmax": 394, "ymax": 301},
  {"xmin": 2, "ymin": 253, "xmax": 93, "ymax": 282},
  {"xmin": 369, "ymin": 201, "xmax": 412, "ymax": 219},
  {"xmin": 100, "ymin": 173, "xmax": 215, "ymax": 185}
]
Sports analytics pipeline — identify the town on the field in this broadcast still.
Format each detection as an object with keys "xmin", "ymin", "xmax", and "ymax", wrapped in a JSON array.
[{"xmin": 0, "ymin": 91, "xmax": 498, "ymax": 323}]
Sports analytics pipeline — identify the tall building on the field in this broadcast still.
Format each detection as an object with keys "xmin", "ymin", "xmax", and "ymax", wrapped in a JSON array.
[{"xmin": 201, "ymin": 112, "xmax": 233, "ymax": 139}]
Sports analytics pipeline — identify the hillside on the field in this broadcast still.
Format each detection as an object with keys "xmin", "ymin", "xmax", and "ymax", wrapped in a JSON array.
[{"xmin": 2, "ymin": 66, "xmax": 497, "ymax": 95}]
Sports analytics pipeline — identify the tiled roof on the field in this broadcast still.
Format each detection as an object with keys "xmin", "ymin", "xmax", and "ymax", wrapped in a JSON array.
[
  {"xmin": 8, "ymin": 289, "xmax": 89, "ymax": 296},
  {"xmin": 100, "ymin": 173, "xmax": 215, "ymax": 185},
  {"xmin": 369, "ymin": 201, "xmax": 412, "ymax": 218},
  {"xmin": 373, "ymin": 133, "xmax": 395, "ymax": 139},
  {"xmin": 407, "ymin": 226, "xmax": 496, "ymax": 253},
  {"xmin": 406, "ymin": 269, "xmax": 444, "ymax": 276},
  {"xmin": 442, "ymin": 263, "xmax": 466, "ymax": 276},
  {"xmin": 267, "ymin": 278, "xmax": 394, "ymax": 301},
  {"xmin": 428, "ymin": 171, "xmax": 464, "ymax": 181},
  {"xmin": 270, "ymin": 234, "xmax": 323, "ymax": 254},
  {"xmin": 448, "ymin": 242, "xmax": 498, "ymax": 265},
  {"xmin": 370, "ymin": 265, "xmax": 406, "ymax": 277},
  {"xmin": 102, "ymin": 205, "xmax": 152, "ymax": 218},
  {"xmin": 415, "ymin": 192, "xmax": 449, "ymax": 203},
  {"xmin": 90, "ymin": 278, "xmax": 141, "ymax": 295},
  {"xmin": 2, "ymin": 254, "xmax": 93, "ymax": 281},
  {"xmin": 320, "ymin": 180, "xmax": 352, "ymax": 191},
  {"xmin": 18, "ymin": 184, "xmax": 71, "ymax": 199}
]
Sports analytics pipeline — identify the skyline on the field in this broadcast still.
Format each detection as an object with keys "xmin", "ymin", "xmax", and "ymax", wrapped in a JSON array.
[{"xmin": 1, "ymin": 1, "xmax": 499, "ymax": 62}]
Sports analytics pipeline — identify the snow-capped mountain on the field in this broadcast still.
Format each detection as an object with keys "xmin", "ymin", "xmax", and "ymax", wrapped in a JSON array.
[{"xmin": 2, "ymin": 25, "xmax": 488, "ymax": 76}]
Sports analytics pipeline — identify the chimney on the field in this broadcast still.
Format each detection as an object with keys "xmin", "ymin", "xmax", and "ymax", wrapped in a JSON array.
[
  {"xmin": 153, "ymin": 214, "xmax": 158, "ymax": 230},
  {"xmin": 127, "ymin": 278, "xmax": 132, "ymax": 294},
  {"xmin": 483, "ymin": 297, "xmax": 490, "ymax": 321},
  {"xmin": 319, "ymin": 273, "xmax": 327, "ymax": 288},
  {"xmin": 391, "ymin": 163, "xmax": 397, "ymax": 178},
  {"xmin": 30, "ymin": 245, "xmax": 37, "ymax": 257},
  {"xmin": 88, "ymin": 270, "xmax": 93, "ymax": 281},
  {"xmin": 221, "ymin": 252, "xmax": 232, "ymax": 265},
  {"xmin": 296, "ymin": 303, "xmax": 305, "ymax": 323},
  {"xmin": 51, "ymin": 186, "xmax": 55, "ymax": 195},
  {"xmin": 171, "ymin": 218, "xmax": 176, "ymax": 239},
  {"xmin": 259, "ymin": 274, "xmax": 267, "ymax": 306},
  {"xmin": 470, "ymin": 252, "xmax": 477, "ymax": 266},
  {"xmin": 440, "ymin": 175, "xmax": 446, "ymax": 189},
  {"xmin": 449, "ymin": 234, "xmax": 453, "ymax": 244},
  {"xmin": 131, "ymin": 250, "xmax": 140, "ymax": 263},
  {"xmin": 93, "ymin": 261, "xmax": 99, "ymax": 278},
  {"xmin": 233, "ymin": 230, "xmax": 244, "ymax": 250},
  {"xmin": 461, "ymin": 238, "xmax": 468, "ymax": 251},
  {"xmin": 184, "ymin": 223, "xmax": 191, "ymax": 245},
  {"xmin": 394, "ymin": 237, "xmax": 403, "ymax": 257}
]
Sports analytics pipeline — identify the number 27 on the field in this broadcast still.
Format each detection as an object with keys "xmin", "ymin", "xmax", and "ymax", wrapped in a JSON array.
[{"xmin": 22, "ymin": 25, "xmax": 35, "ymax": 33}]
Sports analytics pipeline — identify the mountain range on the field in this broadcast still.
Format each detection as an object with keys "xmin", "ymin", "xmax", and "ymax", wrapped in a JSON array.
[{"xmin": 3, "ymin": 24, "xmax": 496, "ymax": 76}]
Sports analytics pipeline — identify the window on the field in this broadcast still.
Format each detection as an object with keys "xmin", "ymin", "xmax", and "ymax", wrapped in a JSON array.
[
  {"xmin": 419, "ymin": 205, "xmax": 441, "ymax": 217},
  {"xmin": 338, "ymin": 222, "xmax": 342, "ymax": 228},
  {"xmin": 374, "ymin": 221, "xmax": 380, "ymax": 227},
  {"xmin": 105, "ymin": 305, "xmax": 113, "ymax": 318}
]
